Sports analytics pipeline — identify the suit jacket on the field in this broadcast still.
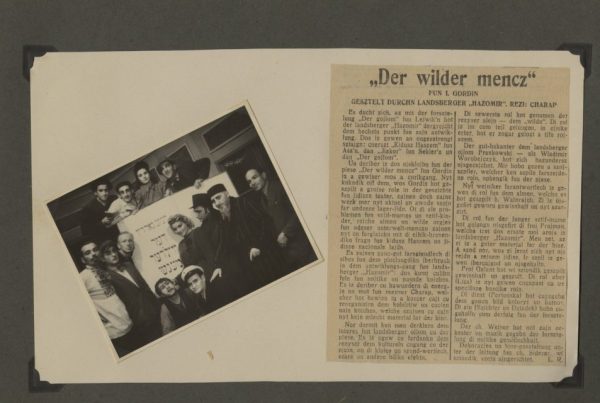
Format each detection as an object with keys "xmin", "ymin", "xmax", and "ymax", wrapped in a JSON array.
[
  {"xmin": 259, "ymin": 178, "xmax": 300, "ymax": 238},
  {"xmin": 80, "ymin": 196, "xmax": 119, "ymax": 243},
  {"xmin": 256, "ymin": 178, "xmax": 316, "ymax": 270},
  {"xmin": 166, "ymin": 158, "xmax": 211, "ymax": 193},
  {"xmin": 214, "ymin": 195, "xmax": 284, "ymax": 289},
  {"xmin": 108, "ymin": 262, "xmax": 160, "ymax": 330}
]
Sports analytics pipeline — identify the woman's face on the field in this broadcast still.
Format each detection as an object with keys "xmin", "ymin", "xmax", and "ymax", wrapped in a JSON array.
[
  {"xmin": 102, "ymin": 246, "xmax": 120, "ymax": 265},
  {"xmin": 171, "ymin": 220, "xmax": 190, "ymax": 237},
  {"xmin": 158, "ymin": 280, "xmax": 176, "ymax": 297},
  {"xmin": 136, "ymin": 168, "xmax": 151, "ymax": 184}
]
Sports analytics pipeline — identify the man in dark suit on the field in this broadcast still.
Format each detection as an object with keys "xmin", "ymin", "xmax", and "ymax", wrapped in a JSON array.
[
  {"xmin": 245, "ymin": 168, "xmax": 317, "ymax": 272},
  {"xmin": 80, "ymin": 178, "xmax": 120, "ymax": 243},
  {"xmin": 208, "ymin": 183, "xmax": 285, "ymax": 291},
  {"xmin": 184, "ymin": 193, "xmax": 246, "ymax": 307},
  {"xmin": 181, "ymin": 265, "xmax": 215, "ymax": 316},
  {"xmin": 99, "ymin": 240, "xmax": 162, "ymax": 348},
  {"xmin": 158, "ymin": 157, "xmax": 211, "ymax": 194}
]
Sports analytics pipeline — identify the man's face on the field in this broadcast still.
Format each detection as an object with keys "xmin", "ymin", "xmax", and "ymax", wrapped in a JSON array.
[
  {"xmin": 117, "ymin": 233, "xmax": 135, "ymax": 254},
  {"xmin": 160, "ymin": 162, "xmax": 175, "ymax": 179},
  {"xmin": 80, "ymin": 243, "xmax": 99, "ymax": 266},
  {"xmin": 95, "ymin": 184, "xmax": 110, "ymax": 202},
  {"xmin": 102, "ymin": 246, "xmax": 120, "ymax": 265},
  {"xmin": 211, "ymin": 191, "xmax": 230, "ymax": 214},
  {"xmin": 245, "ymin": 169, "xmax": 266, "ymax": 192},
  {"xmin": 157, "ymin": 280, "xmax": 176, "ymax": 297},
  {"xmin": 117, "ymin": 185, "xmax": 133, "ymax": 203},
  {"xmin": 187, "ymin": 273, "xmax": 206, "ymax": 294},
  {"xmin": 136, "ymin": 168, "xmax": 151, "ymax": 185},
  {"xmin": 193, "ymin": 206, "xmax": 209, "ymax": 221}
]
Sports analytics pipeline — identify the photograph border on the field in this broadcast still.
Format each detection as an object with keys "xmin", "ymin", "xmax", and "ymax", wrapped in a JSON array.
[{"xmin": 42, "ymin": 100, "xmax": 324, "ymax": 363}]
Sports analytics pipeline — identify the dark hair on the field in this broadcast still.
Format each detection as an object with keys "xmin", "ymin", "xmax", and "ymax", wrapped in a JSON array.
[
  {"xmin": 157, "ymin": 159, "xmax": 175, "ymax": 175},
  {"xmin": 133, "ymin": 160, "xmax": 157, "ymax": 185},
  {"xmin": 133, "ymin": 161, "xmax": 150, "ymax": 176},
  {"xmin": 115, "ymin": 181, "xmax": 132, "ymax": 192},
  {"xmin": 154, "ymin": 277, "xmax": 174, "ymax": 297},
  {"xmin": 98, "ymin": 240, "xmax": 118, "ymax": 257},
  {"xmin": 183, "ymin": 268, "xmax": 204, "ymax": 283},
  {"xmin": 244, "ymin": 166, "xmax": 265, "ymax": 175},
  {"xmin": 78, "ymin": 239, "xmax": 97, "ymax": 259},
  {"xmin": 89, "ymin": 177, "xmax": 112, "ymax": 193}
]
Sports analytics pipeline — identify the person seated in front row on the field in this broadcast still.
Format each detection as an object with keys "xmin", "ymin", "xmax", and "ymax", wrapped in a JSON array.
[
  {"xmin": 181, "ymin": 265, "xmax": 215, "ymax": 316},
  {"xmin": 133, "ymin": 160, "xmax": 168, "ymax": 209},
  {"xmin": 154, "ymin": 277, "xmax": 202, "ymax": 335}
]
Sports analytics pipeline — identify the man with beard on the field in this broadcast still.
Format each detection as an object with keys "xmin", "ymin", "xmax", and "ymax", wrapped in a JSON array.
[
  {"xmin": 207, "ymin": 184, "xmax": 284, "ymax": 292},
  {"xmin": 80, "ymin": 178, "xmax": 119, "ymax": 243},
  {"xmin": 99, "ymin": 240, "xmax": 162, "ymax": 349},
  {"xmin": 188, "ymin": 193, "xmax": 245, "ymax": 306},
  {"xmin": 157, "ymin": 158, "xmax": 211, "ymax": 194},
  {"xmin": 78, "ymin": 240, "xmax": 135, "ymax": 357},
  {"xmin": 245, "ymin": 168, "xmax": 316, "ymax": 272}
]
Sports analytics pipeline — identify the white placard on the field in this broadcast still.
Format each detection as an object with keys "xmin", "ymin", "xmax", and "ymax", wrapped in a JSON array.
[{"xmin": 117, "ymin": 172, "xmax": 237, "ymax": 291}]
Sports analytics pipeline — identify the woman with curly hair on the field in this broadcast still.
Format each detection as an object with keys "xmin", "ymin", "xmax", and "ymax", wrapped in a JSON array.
[{"xmin": 168, "ymin": 213, "xmax": 200, "ymax": 269}]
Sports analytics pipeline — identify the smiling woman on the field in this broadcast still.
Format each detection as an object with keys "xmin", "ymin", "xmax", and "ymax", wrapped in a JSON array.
[{"xmin": 167, "ymin": 214, "xmax": 199, "ymax": 277}]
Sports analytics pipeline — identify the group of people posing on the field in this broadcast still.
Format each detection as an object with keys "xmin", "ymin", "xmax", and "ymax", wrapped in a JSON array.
[{"xmin": 76, "ymin": 156, "xmax": 316, "ymax": 357}]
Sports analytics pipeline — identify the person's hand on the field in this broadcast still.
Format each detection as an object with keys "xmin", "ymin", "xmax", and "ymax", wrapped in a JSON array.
[
  {"xmin": 193, "ymin": 178, "xmax": 204, "ymax": 189},
  {"xmin": 277, "ymin": 232, "xmax": 288, "ymax": 247},
  {"xmin": 249, "ymin": 248, "xmax": 261, "ymax": 261},
  {"xmin": 164, "ymin": 188, "xmax": 173, "ymax": 196},
  {"xmin": 210, "ymin": 268, "xmax": 222, "ymax": 282},
  {"xmin": 101, "ymin": 217, "xmax": 112, "ymax": 226}
]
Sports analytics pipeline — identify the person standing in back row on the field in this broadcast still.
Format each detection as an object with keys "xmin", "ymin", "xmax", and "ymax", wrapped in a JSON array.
[
  {"xmin": 157, "ymin": 158, "xmax": 211, "ymax": 194},
  {"xmin": 208, "ymin": 183, "xmax": 284, "ymax": 291},
  {"xmin": 80, "ymin": 178, "xmax": 120, "ymax": 243},
  {"xmin": 245, "ymin": 168, "xmax": 316, "ymax": 272},
  {"xmin": 133, "ymin": 161, "xmax": 168, "ymax": 209}
]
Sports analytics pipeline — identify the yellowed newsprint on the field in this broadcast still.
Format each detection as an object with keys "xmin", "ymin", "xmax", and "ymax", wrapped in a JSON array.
[{"xmin": 328, "ymin": 64, "xmax": 580, "ymax": 369}]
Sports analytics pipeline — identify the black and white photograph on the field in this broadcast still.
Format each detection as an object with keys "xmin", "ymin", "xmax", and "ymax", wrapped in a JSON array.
[{"xmin": 46, "ymin": 105, "xmax": 321, "ymax": 360}]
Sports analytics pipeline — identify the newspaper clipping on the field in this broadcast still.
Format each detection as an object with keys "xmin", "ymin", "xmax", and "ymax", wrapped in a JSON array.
[{"xmin": 328, "ymin": 65, "xmax": 571, "ymax": 365}]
